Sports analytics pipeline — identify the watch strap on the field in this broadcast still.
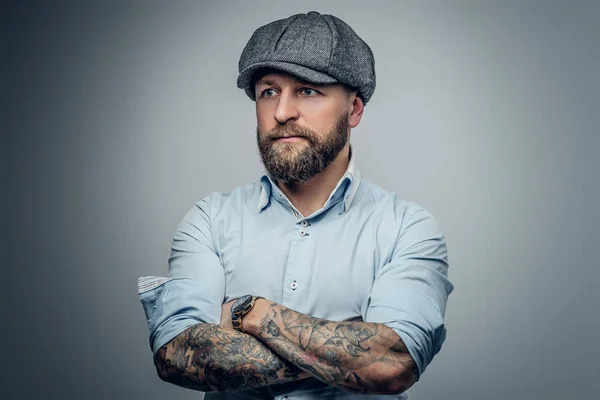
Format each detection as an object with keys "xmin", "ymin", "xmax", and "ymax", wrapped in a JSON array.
[{"xmin": 231, "ymin": 296, "xmax": 263, "ymax": 332}]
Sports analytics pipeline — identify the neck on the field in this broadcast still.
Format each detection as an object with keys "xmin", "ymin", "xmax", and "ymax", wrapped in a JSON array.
[{"xmin": 276, "ymin": 145, "xmax": 351, "ymax": 217}]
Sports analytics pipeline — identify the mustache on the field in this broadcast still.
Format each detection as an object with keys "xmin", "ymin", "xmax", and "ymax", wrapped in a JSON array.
[{"xmin": 262, "ymin": 123, "xmax": 317, "ymax": 141}]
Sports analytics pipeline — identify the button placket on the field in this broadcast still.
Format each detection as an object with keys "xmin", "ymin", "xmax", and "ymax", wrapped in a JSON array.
[
  {"xmin": 298, "ymin": 219, "xmax": 311, "ymax": 237},
  {"xmin": 283, "ymin": 219, "xmax": 311, "ymax": 305}
]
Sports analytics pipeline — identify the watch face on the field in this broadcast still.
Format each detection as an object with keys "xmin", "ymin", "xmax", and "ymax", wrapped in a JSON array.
[{"xmin": 232, "ymin": 295, "xmax": 253, "ymax": 314}]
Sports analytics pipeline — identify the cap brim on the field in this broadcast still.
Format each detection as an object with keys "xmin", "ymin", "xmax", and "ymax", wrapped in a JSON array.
[{"xmin": 237, "ymin": 61, "xmax": 338, "ymax": 100}]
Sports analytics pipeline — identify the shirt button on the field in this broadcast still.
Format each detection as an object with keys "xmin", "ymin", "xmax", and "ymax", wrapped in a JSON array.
[
  {"xmin": 299, "ymin": 230, "xmax": 309, "ymax": 237},
  {"xmin": 290, "ymin": 281, "xmax": 298, "ymax": 290},
  {"xmin": 300, "ymin": 220, "xmax": 309, "ymax": 227}
]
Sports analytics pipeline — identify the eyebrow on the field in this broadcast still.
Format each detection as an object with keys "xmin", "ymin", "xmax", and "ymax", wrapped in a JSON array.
[{"xmin": 255, "ymin": 78, "xmax": 276, "ymax": 87}]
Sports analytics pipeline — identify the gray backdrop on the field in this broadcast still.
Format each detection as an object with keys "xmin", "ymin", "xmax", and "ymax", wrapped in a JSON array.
[{"xmin": 3, "ymin": 1, "xmax": 599, "ymax": 399}]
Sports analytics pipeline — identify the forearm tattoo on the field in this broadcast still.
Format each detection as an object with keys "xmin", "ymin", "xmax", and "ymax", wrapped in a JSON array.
[
  {"xmin": 255, "ymin": 305, "xmax": 418, "ymax": 394},
  {"xmin": 153, "ymin": 323, "xmax": 307, "ymax": 392}
]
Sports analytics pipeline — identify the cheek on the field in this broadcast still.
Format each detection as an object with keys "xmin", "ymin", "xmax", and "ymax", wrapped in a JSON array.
[
  {"xmin": 256, "ymin": 105, "xmax": 275, "ymax": 131},
  {"xmin": 303, "ymin": 96, "xmax": 343, "ymax": 118},
  {"xmin": 302, "ymin": 106, "xmax": 342, "ymax": 133}
]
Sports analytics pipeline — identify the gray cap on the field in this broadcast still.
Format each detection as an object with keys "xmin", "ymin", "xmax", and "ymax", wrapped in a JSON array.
[{"xmin": 237, "ymin": 11, "xmax": 376, "ymax": 104}]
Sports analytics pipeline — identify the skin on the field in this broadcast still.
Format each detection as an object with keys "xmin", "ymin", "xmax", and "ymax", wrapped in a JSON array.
[
  {"xmin": 222, "ymin": 299, "xmax": 418, "ymax": 395},
  {"xmin": 154, "ymin": 323, "xmax": 310, "ymax": 392},
  {"xmin": 154, "ymin": 71, "xmax": 417, "ymax": 394}
]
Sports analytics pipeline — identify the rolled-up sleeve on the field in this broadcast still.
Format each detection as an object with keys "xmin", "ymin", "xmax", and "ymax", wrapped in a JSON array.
[
  {"xmin": 138, "ymin": 195, "xmax": 225, "ymax": 355},
  {"xmin": 362, "ymin": 205, "xmax": 454, "ymax": 379}
]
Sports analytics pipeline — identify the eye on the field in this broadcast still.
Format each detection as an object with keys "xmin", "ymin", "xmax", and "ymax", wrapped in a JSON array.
[
  {"xmin": 300, "ymin": 88, "xmax": 319, "ymax": 97},
  {"xmin": 260, "ymin": 88, "xmax": 277, "ymax": 98}
]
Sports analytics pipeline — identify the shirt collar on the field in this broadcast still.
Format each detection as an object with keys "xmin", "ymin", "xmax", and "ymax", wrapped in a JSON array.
[{"xmin": 257, "ymin": 146, "xmax": 361, "ymax": 215}]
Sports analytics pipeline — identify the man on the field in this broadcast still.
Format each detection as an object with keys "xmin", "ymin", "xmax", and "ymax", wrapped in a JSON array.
[{"xmin": 138, "ymin": 11, "xmax": 453, "ymax": 399}]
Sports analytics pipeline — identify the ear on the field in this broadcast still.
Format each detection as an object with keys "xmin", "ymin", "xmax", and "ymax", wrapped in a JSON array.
[{"xmin": 348, "ymin": 94, "xmax": 364, "ymax": 129}]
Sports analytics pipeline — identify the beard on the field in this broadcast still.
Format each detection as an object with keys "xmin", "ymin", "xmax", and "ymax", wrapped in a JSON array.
[{"xmin": 256, "ymin": 114, "xmax": 350, "ymax": 184}]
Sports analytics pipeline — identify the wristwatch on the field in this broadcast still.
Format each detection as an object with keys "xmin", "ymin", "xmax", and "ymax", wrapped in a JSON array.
[{"xmin": 231, "ymin": 295, "xmax": 263, "ymax": 332}]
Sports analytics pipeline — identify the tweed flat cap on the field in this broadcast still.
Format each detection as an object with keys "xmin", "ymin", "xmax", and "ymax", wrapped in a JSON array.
[{"xmin": 237, "ymin": 11, "xmax": 376, "ymax": 104}]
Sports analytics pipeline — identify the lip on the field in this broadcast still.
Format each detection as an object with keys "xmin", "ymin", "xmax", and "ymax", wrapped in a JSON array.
[{"xmin": 274, "ymin": 136, "xmax": 305, "ymax": 142}]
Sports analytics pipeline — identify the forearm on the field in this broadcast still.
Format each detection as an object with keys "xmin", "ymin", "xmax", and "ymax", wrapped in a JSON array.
[
  {"xmin": 154, "ymin": 322, "xmax": 310, "ymax": 392},
  {"xmin": 243, "ymin": 301, "xmax": 417, "ymax": 394}
]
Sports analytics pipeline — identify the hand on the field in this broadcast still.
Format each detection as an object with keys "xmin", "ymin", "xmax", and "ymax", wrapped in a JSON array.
[
  {"xmin": 220, "ymin": 299, "xmax": 236, "ymax": 330},
  {"xmin": 240, "ymin": 298, "xmax": 271, "ymax": 335}
]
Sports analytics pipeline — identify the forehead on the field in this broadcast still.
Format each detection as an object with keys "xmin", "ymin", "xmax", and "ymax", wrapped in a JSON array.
[{"xmin": 255, "ymin": 70, "xmax": 316, "ymax": 87}]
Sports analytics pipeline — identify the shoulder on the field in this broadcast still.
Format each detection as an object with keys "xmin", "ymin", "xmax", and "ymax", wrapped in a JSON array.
[
  {"xmin": 357, "ymin": 179, "xmax": 448, "ymax": 266},
  {"xmin": 356, "ymin": 178, "xmax": 438, "ymax": 226},
  {"xmin": 356, "ymin": 178, "xmax": 445, "ymax": 250},
  {"xmin": 182, "ymin": 181, "xmax": 262, "ymax": 221}
]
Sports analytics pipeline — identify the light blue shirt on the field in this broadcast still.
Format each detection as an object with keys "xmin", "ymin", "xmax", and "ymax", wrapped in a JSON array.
[{"xmin": 139, "ymin": 152, "xmax": 454, "ymax": 399}]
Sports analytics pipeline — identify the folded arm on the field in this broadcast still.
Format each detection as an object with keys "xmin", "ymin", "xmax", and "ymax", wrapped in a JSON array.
[
  {"xmin": 242, "ymin": 300, "xmax": 417, "ymax": 395},
  {"xmin": 143, "ymin": 197, "xmax": 309, "ymax": 392},
  {"xmin": 153, "ymin": 323, "xmax": 310, "ymax": 392}
]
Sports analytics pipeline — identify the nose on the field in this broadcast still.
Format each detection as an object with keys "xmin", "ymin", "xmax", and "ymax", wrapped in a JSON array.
[{"xmin": 274, "ymin": 91, "xmax": 300, "ymax": 124}]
